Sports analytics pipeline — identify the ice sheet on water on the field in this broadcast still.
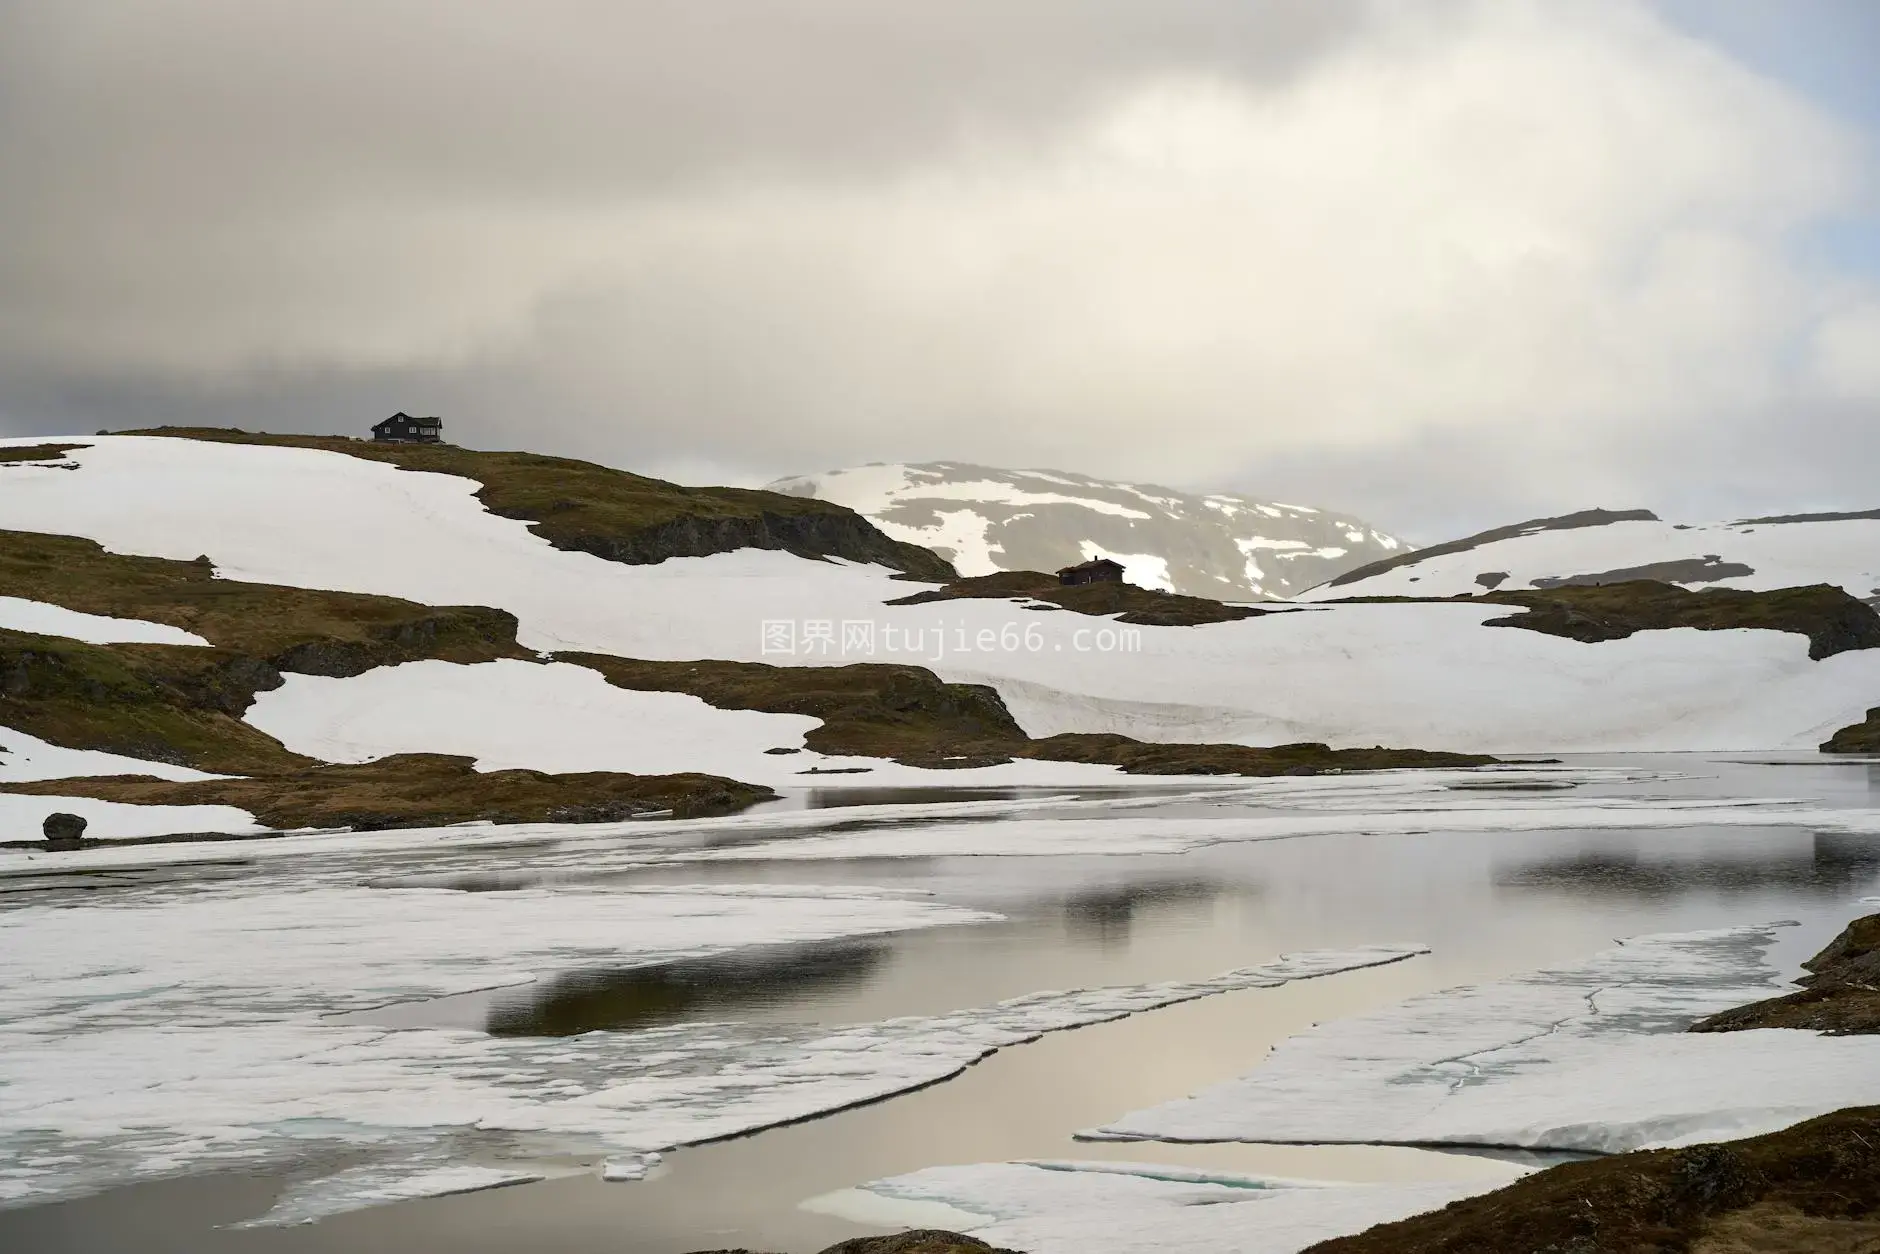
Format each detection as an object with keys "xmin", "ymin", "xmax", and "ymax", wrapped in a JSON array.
[
  {"xmin": 1093, "ymin": 921, "xmax": 1880, "ymax": 1154},
  {"xmin": 238, "ymin": 1158, "xmax": 549, "ymax": 1227},
  {"xmin": 0, "ymin": 881, "xmax": 992, "ymax": 1212},
  {"xmin": 844, "ymin": 1160, "xmax": 1490, "ymax": 1254},
  {"xmin": 0, "ymin": 844, "xmax": 1423, "ymax": 1222},
  {"xmin": 0, "ymin": 776, "xmax": 1271, "ymax": 875},
  {"xmin": 672, "ymin": 801, "xmax": 1880, "ymax": 862}
]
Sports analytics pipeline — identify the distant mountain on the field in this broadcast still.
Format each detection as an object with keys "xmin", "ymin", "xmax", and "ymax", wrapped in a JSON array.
[
  {"xmin": 1302, "ymin": 506, "xmax": 1880, "ymax": 602},
  {"xmin": 765, "ymin": 462, "xmax": 1407, "ymax": 600}
]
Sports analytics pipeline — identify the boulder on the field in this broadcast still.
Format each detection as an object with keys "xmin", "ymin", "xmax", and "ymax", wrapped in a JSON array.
[{"xmin": 42, "ymin": 812, "xmax": 88, "ymax": 851}]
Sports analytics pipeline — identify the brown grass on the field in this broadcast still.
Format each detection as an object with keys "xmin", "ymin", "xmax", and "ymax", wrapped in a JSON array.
[
  {"xmin": 1018, "ymin": 733, "xmax": 1494, "ymax": 775},
  {"xmin": 1479, "ymin": 581, "xmax": 1880, "ymax": 660},
  {"xmin": 1, "ymin": 754, "xmax": 773, "ymax": 830},
  {"xmin": 1692, "ymin": 1202, "xmax": 1880, "ymax": 1253},
  {"xmin": 1300, "ymin": 1106, "xmax": 1880, "ymax": 1254},
  {"xmin": 120, "ymin": 427, "xmax": 954, "ymax": 580},
  {"xmin": 0, "ymin": 529, "xmax": 526, "ymax": 675},
  {"xmin": 566, "ymin": 653, "xmax": 1496, "ymax": 776},
  {"xmin": 0, "ymin": 629, "xmax": 312, "ymax": 774},
  {"xmin": 558, "ymin": 654, "xmax": 1026, "ymax": 768},
  {"xmin": 0, "ymin": 443, "xmax": 87, "ymax": 463},
  {"xmin": 1338, "ymin": 580, "xmax": 1880, "ymax": 660}
]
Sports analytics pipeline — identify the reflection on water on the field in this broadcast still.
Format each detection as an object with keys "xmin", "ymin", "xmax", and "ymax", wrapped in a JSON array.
[
  {"xmin": 778, "ymin": 784, "xmax": 1209, "ymax": 811},
  {"xmin": 1496, "ymin": 830, "xmax": 1880, "ymax": 901},
  {"xmin": 485, "ymin": 941, "xmax": 890, "ymax": 1037},
  {"xmin": 1061, "ymin": 879, "xmax": 1219, "ymax": 945}
]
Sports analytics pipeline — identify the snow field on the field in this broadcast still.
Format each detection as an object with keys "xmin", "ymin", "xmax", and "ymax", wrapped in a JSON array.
[{"xmin": 4, "ymin": 437, "xmax": 1876, "ymax": 756}]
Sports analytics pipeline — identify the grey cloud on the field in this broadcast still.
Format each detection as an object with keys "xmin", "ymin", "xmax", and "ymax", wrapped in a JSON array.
[{"xmin": 2, "ymin": 0, "xmax": 1877, "ymax": 543}]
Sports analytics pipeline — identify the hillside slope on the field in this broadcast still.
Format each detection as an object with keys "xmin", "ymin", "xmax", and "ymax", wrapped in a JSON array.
[
  {"xmin": 126, "ymin": 427, "xmax": 956, "ymax": 580},
  {"xmin": 0, "ymin": 433, "xmax": 1875, "ymax": 805},
  {"xmin": 1308, "ymin": 506, "xmax": 1880, "ymax": 601},
  {"xmin": 768, "ymin": 461, "xmax": 1404, "ymax": 599}
]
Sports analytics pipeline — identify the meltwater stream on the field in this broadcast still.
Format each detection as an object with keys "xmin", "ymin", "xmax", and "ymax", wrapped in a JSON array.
[{"xmin": 2, "ymin": 754, "xmax": 1878, "ymax": 1253}]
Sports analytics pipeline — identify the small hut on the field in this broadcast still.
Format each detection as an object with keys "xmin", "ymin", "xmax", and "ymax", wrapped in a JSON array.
[
  {"xmin": 1057, "ymin": 558, "xmax": 1126, "ymax": 586},
  {"xmin": 371, "ymin": 412, "xmax": 443, "ymax": 443}
]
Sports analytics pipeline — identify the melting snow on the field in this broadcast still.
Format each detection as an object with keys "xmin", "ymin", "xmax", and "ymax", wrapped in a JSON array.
[
  {"xmin": 0, "ymin": 840, "xmax": 1418, "ymax": 1221},
  {"xmin": 0, "ymin": 596, "xmax": 210, "ymax": 647},
  {"xmin": 1092, "ymin": 922, "xmax": 1880, "ymax": 1154},
  {"xmin": 843, "ymin": 1161, "xmax": 1489, "ymax": 1254}
]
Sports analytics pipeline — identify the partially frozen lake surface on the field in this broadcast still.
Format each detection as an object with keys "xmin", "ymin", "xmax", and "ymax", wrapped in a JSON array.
[{"xmin": 2, "ymin": 754, "xmax": 1878, "ymax": 1252}]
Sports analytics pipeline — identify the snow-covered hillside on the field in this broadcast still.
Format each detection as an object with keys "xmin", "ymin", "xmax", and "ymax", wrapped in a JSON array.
[
  {"xmin": 1, "ymin": 435, "xmax": 1877, "ymax": 759},
  {"xmin": 1304, "ymin": 506, "xmax": 1880, "ymax": 601},
  {"xmin": 767, "ymin": 462, "xmax": 1405, "ymax": 600}
]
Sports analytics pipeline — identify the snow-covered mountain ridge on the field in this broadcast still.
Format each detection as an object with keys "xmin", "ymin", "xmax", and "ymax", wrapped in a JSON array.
[
  {"xmin": 1310, "ymin": 506, "xmax": 1880, "ymax": 602},
  {"xmin": 766, "ymin": 462, "xmax": 1405, "ymax": 600}
]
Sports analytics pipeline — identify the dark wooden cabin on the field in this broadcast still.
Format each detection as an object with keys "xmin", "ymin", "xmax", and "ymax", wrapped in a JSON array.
[
  {"xmin": 371, "ymin": 412, "xmax": 444, "ymax": 443},
  {"xmin": 1057, "ymin": 557, "xmax": 1126, "ymax": 586}
]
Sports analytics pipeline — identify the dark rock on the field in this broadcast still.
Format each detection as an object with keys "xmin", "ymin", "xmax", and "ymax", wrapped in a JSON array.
[
  {"xmin": 763, "ymin": 746, "xmax": 802, "ymax": 755},
  {"xmin": 556, "ymin": 510, "xmax": 954, "ymax": 582},
  {"xmin": 42, "ymin": 811, "xmax": 87, "ymax": 850},
  {"xmin": 1822, "ymin": 706, "xmax": 1880, "ymax": 753},
  {"xmin": 688, "ymin": 1230, "xmax": 1022, "ymax": 1254},
  {"xmin": 1474, "ymin": 572, "xmax": 1509, "ymax": 589},
  {"xmin": 888, "ymin": 570, "xmax": 1266, "ymax": 626},
  {"xmin": 1530, "ymin": 556, "xmax": 1755, "ymax": 588},
  {"xmin": 1691, "ymin": 912, "xmax": 1880, "ymax": 1035}
]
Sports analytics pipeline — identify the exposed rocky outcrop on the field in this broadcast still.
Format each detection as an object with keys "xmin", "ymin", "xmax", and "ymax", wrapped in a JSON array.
[
  {"xmin": 568, "ymin": 653, "xmax": 1496, "ymax": 777},
  {"xmin": 1018, "ymin": 734, "xmax": 1494, "ymax": 776},
  {"xmin": 1300, "ymin": 1106, "xmax": 1880, "ymax": 1254},
  {"xmin": 1690, "ymin": 913, "xmax": 1880, "ymax": 1036},
  {"xmin": 554, "ymin": 507, "xmax": 953, "ymax": 580},
  {"xmin": 1734, "ymin": 507, "xmax": 1880, "ymax": 525},
  {"xmin": 0, "ymin": 529, "xmax": 527, "ymax": 677},
  {"xmin": 1479, "ymin": 581, "xmax": 1880, "ymax": 660},
  {"xmin": 560, "ymin": 654, "xmax": 1025, "ymax": 769},
  {"xmin": 1822, "ymin": 707, "xmax": 1880, "ymax": 753},
  {"xmin": 690, "ymin": 1229, "xmax": 1020, "ymax": 1254},
  {"xmin": 0, "ymin": 443, "xmax": 88, "ymax": 464},
  {"xmin": 1530, "ymin": 556, "xmax": 1755, "ymax": 588},
  {"xmin": 2, "ymin": 754, "xmax": 774, "ymax": 831},
  {"xmin": 887, "ymin": 571, "xmax": 1267, "ymax": 626},
  {"xmin": 0, "ymin": 630, "xmax": 310, "ymax": 774}
]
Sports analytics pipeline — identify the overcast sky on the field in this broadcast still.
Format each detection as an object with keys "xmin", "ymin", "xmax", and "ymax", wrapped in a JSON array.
[{"xmin": 2, "ymin": 0, "xmax": 1876, "ymax": 539}]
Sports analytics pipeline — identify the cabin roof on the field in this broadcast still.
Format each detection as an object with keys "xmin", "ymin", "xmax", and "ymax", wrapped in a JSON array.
[{"xmin": 1057, "ymin": 557, "xmax": 1125, "ymax": 574}]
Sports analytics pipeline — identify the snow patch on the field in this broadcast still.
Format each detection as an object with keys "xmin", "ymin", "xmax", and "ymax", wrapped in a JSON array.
[
  {"xmin": 846, "ymin": 1161, "xmax": 1490, "ymax": 1254},
  {"xmin": 0, "ymin": 596, "xmax": 210, "ymax": 647},
  {"xmin": 1093, "ymin": 923, "xmax": 1880, "ymax": 1154}
]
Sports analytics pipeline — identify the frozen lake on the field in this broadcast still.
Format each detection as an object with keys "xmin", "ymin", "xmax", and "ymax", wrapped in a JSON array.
[{"xmin": 3, "ymin": 754, "xmax": 1878, "ymax": 1252}]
